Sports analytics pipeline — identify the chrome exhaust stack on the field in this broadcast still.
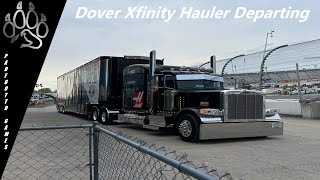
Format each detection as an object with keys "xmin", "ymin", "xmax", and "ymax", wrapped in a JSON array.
[
  {"xmin": 148, "ymin": 50, "xmax": 156, "ymax": 114},
  {"xmin": 210, "ymin": 55, "xmax": 216, "ymax": 74}
]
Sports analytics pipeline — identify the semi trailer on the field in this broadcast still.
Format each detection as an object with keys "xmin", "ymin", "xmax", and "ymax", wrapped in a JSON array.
[
  {"xmin": 57, "ymin": 51, "xmax": 283, "ymax": 142},
  {"xmin": 56, "ymin": 55, "xmax": 163, "ymax": 120}
]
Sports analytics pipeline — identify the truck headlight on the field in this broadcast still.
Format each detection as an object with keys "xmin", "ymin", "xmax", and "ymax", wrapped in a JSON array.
[
  {"xmin": 265, "ymin": 108, "xmax": 279, "ymax": 117},
  {"xmin": 199, "ymin": 109, "xmax": 223, "ymax": 117}
]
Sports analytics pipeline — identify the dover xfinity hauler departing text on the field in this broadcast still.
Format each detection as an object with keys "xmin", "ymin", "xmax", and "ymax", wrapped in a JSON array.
[{"xmin": 57, "ymin": 51, "xmax": 283, "ymax": 142}]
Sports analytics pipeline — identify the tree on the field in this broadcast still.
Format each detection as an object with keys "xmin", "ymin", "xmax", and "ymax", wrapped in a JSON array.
[{"xmin": 38, "ymin": 88, "xmax": 52, "ymax": 94}]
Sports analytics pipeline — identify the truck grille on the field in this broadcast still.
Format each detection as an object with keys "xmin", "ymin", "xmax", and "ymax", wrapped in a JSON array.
[{"xmin": 227, "ymin": 93, "xmax": 264, "ymax": 120}]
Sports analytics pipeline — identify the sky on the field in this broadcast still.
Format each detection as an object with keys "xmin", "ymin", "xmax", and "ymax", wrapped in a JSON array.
[{"xmin": 37, "ymin": 0, "xmax": 320, "ymax": 91}]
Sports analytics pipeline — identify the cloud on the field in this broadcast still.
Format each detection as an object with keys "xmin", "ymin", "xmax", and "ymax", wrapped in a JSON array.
[{"xmin": 40, "ymin": 0, "xmax": 320, "ymax": 90}]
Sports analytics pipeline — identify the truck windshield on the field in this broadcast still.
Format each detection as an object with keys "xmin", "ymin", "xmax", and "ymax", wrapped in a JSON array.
[{"xmin": 176, "ymin": 80, "xmax": 223, "ymax": 90}]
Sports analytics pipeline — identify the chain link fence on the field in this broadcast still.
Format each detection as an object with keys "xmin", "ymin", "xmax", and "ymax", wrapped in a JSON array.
[
  {"xmin": 95, "ymin": 125, "xmax": 233, "ymax": 180},
  {"xmin": 2, "ymin": 125, "xmax": 92, "ymax": 180},
  {"xmin": 2, "ymin": 124, "xmax": 234, "ymax": 180}
]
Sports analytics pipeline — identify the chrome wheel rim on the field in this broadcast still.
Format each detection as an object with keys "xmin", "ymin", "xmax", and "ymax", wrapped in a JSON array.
[
  {"xmin": 93, "ymin": 111, "xmax": 98, "ymax": 121},
  {"xmin": 179, "ymin": 120, "xmax": 192, "ymax": 137},
  {"xmin": 101, "ymin": 112, "xmax": 107, "ymax": 122}
]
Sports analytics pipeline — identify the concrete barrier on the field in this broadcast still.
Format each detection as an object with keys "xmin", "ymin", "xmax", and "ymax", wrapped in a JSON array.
[
  {"xmin": 266, "ymin": 99, "xmax": 320, "ymax": 119},
  {"xmin": 301, "ymin": 102, "xmax": 320, "ymax": 119},
  {"xmin": 266, "ymin": 99, "xmax": 301, "ymax": 116}
]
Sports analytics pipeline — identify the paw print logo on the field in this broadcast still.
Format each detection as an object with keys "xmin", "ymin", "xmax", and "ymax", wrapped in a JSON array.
[{"xmin": 3, "ymin": 1, "xmax": 49, "ymax": 49}]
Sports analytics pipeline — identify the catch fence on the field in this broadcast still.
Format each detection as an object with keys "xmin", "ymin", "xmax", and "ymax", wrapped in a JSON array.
[{"xmin": 2, "ymin": 123, "xmax": 233, "ymax": 180}]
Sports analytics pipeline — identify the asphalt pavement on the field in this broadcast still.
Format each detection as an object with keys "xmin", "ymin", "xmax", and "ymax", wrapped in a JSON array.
[{"xmin": 20, "ymin": 105, "xmax": 320, "ymax": 180}]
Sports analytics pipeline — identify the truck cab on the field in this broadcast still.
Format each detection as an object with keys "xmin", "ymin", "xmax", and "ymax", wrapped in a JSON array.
[
  {"xmin": 123, "ymin": 65, "xmax": 223, "ymax": 112},
  {"xmin": 121, "ymin": 64, "xmax": 283, "ymax": 142}
]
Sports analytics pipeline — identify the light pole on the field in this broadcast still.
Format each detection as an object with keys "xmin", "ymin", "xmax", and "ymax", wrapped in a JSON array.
[
  {"xmin": 262, "ymin": 30, "xmax": 274, "ymax": 60},
  {"xmin": 260, "ymin": 30, "xmax": 274, "ymax": 90}
]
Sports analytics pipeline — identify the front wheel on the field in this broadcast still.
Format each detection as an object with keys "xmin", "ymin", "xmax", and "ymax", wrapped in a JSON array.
[
  {"xmin": 100, "ymin": 109, "xmax": 113, "ymax": 125},
  {"xmin": 177, "ymin": 114, "xmax": 200, "ymax": 142}
]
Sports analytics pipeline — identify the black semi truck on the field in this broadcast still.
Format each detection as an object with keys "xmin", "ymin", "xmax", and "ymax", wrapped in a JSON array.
[{"xmin": 57, "ymin": 51, "xmax": 283, "ymax": 142}]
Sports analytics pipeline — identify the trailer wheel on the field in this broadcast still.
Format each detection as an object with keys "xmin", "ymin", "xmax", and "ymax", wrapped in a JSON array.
[
  {"xmin": 57, "ymin": 105, "xmax": 61, "ymax": 113},
  {"xmin": 58, "ymin": 105, "xmax": 65, "ymax": 114},
  {"xmin": 177, "ymin": 114, "xmax": 199, "ymax": 142},
  {"xmin": 100, "ymin": 110, "xmax": 113, "ymax": 125},
  {"xmin": 91, "ymin": 108, "xmax": 99, "ymax": 121}
]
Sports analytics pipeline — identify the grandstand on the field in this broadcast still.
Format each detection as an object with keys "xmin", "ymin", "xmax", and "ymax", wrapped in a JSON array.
[{"xmin": 206, "ymin": 39, "xmax": 320, "ymax": 88}]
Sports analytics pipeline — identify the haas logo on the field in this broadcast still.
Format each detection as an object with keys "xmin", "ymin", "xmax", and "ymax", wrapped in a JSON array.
[
  {"xmin": 133, "ymin": 92, "xmax": 144, "ymax": 109},
  {"xmin": 3, "ymin": 1, "xmax": 49, "ymax": 49}
]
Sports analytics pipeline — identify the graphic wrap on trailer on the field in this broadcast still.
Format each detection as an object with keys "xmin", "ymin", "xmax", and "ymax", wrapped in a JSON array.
[{"xmin": 57, "ymin": 56, "xmax": 164, "ymax": 119}]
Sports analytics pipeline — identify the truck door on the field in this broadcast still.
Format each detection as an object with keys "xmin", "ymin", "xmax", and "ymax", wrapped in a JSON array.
[
  {"xmin": 123, "ymin": 73, "xmax": 145, "ymax": 110},
  {"xmin": 156, "ymin": 75, "xmax": 175, "ymax": 111}
]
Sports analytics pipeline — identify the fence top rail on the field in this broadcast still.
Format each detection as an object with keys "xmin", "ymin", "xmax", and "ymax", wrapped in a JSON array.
[
  {"xmin": 94, "ymin": 125, "xmax": 218, "ymax": 180},
  {"xmin": 20, "ymin": 124, "xmax": 93, "ymax": 131}
]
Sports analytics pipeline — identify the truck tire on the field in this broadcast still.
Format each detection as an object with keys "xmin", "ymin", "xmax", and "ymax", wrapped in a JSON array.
[
  {"xmin": 177, "ymin": 114, "xmax": 199, "ymax": 142},
  {"xmin": 91, "ymin": 108, "xmax": 99, "ymax": 121},
  {"xmin": 100, "ymin": 109, "xmax": 113, "ymax": 125},
  {"xmin": 57, "ymin": 105, "xmax": 61, "ymax": 113},
  {"xmin": 58, "ymin": 105, "xmax": 65, "ymax": 114}
]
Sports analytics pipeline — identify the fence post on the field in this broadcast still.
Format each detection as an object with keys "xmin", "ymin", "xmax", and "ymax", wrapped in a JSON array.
[
  {"xmin": 93, "ymin": 122, "xmax": 99, "ymax": 180},
  {"xmin": 89, "ymin": 127, "xmax": 93, "ymax": 180},
  {"xmin": 296, "ymin": 63, "xmax": 303, "ymax": 102}
]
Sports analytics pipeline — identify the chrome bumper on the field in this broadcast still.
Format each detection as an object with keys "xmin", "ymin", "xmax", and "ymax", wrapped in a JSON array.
[{"xmin": 199, "ymin": 121, "xmax": 283, "ymax": 140}]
